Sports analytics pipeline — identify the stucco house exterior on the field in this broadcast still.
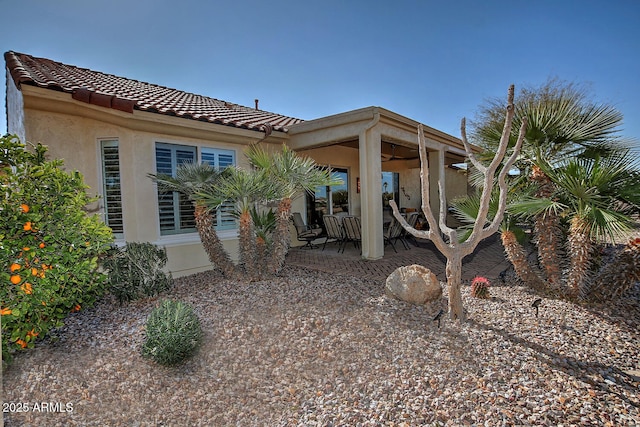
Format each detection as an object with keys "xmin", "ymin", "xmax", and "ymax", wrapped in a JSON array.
[{"xmin": 5, "ymin": 51, "xmax": 471, "ymax": 277}]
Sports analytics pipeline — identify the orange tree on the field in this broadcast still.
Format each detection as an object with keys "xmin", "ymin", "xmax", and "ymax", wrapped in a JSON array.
[{"xmin": 1, "ymin": 135, "xmax": 113, "ymax": 361}]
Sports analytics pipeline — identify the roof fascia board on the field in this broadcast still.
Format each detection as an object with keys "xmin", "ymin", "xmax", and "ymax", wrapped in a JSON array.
[
  {"xmin": 287, "ymin": 106, "xmax": 381, "ymax": 135},
  {"xmin": 288, "ymin": 105, "xmax": 478, "ymax": 153}
]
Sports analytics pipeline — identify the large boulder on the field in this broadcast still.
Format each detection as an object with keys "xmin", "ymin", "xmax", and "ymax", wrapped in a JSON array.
[{"xmin": 385, "ymin": 264, "xmax": 442, "ymax": 305}]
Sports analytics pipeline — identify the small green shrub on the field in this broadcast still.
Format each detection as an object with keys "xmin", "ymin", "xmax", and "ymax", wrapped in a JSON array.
[
  {"xmin": 141, "ymin": 300, "xmax": 202, "ymax": 366},
  {"xmin": 103, "ymin": 242, "xmax": 172, "ymax": 303},
  {"xmin": 470, "ymin": 276, "xmax": 491, "ymax": 299}
]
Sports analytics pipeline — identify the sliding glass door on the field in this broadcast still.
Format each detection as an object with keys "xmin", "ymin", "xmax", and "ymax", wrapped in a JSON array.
[{"xmin": 306, "ymin": 167, "xmax": 348, "ymax": 228}]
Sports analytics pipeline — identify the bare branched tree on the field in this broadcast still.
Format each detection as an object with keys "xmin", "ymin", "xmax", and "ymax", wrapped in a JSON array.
[{"xmin": 390, "ymin": 85, "xmax": 526, "ymax": 321}]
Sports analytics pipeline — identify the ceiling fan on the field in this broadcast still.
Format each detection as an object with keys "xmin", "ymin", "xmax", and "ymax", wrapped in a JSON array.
[{"xmin": 381, "ymin": 144, "xmax": 397, "ymax": 162}]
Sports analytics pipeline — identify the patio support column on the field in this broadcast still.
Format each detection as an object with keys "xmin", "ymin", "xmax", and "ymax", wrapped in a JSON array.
[{"xmin": 358, "ymin": 114, "xmax": 384, "ymax": 260}]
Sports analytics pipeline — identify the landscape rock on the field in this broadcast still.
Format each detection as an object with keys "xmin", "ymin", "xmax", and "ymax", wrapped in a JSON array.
[
  {"xmin": 3, "ymin": 266, "xmax": 638, "ymax": 426},
  {"xmin": 385, "ymin": 264, "xmax": 442, "ymax": 304}
]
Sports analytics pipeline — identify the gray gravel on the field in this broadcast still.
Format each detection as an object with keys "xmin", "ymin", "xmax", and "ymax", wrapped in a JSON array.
[{"xmin": 3, "ymin": 266, "xmax": 639, "ymax": 426}]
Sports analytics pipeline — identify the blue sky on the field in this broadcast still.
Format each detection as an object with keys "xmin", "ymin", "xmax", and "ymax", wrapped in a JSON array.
[{"xmin": 2, "ymin": 0, "xmax": 639, "ymax": 151}]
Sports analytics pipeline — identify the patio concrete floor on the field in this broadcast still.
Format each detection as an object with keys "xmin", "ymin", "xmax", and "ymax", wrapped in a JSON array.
[{"xmin": 286, "ymin": 234, "xmax": 511, "ymax": 284}]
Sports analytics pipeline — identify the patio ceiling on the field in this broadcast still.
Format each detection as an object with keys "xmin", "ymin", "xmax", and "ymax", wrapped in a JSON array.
[{"xmin": 323, "ymin": 139, "xmax": 466, "ymax": 166}]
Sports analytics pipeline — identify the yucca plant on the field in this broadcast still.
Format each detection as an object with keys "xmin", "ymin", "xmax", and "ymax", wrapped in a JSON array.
[
  {"xmin": 251, "ymin": 206, "xmax": 277, "ymax": 267},
  {"xmin": 191, "ymin": 144, "xmax": 339, "ymax": 280}
]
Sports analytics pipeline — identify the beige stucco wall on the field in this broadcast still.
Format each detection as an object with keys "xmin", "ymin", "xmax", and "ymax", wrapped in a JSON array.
[
  {"xmin": 19, "ymin": 96, "xmax": 280, "ymax": 277},
  {"xmin": 12, "ymin": 87, "xmax": 472, "ymax": 270}
]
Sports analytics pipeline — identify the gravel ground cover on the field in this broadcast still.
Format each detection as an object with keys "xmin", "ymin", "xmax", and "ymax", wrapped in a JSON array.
[{"xmin": 3, "ymin": 266, "xmax": 639, "ymax": 426}]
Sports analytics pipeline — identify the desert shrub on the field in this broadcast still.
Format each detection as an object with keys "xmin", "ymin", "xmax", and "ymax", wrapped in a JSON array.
[
  {"xmin": 470, "ymin": 276, "xmax": 491, "ymax": 299},
  {"xmin": 103, "ymin": 242, "xmax": 172, "ymax": 303},
  {"xmin": 1, "ymin": 135, "xmax": 113, "ymax": 361},
  {"xmin": 141, "ymin": 299, "xmax": 202, "ymax": 366}
]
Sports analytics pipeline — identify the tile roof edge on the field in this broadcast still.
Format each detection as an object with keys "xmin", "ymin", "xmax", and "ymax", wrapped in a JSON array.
[
  {"xmin": 4, "ymin": 51, "xmax": 304, "ymax": 133},
  {"xmin": 5, "ymin": 50, "xmax": 219, "ymax": 103},
  {"xmin": 5, "ymin": 51, "xmax": 31, "ymax": 89}
]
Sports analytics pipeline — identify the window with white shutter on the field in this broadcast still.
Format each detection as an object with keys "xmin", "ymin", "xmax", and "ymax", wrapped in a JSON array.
[
  {"xmin": 100, "ymin": 140, "xmax": 124, "ymax": 239},
  {"xmin": 155, "ymin": 143, "xmax": 197, "ymax": 235},
  {"xmin": 201, "ymin": 148, "xmax": 237, "ymax": 230}
]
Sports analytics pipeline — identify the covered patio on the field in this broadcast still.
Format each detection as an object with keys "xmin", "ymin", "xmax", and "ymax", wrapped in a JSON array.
[
  {"xmin": 286, "ymin": 234, "xmax": 509, "ymax": 284},
  {"xmin": 287, "ymin": 106, "xmax": 473, "ymax": 260}
]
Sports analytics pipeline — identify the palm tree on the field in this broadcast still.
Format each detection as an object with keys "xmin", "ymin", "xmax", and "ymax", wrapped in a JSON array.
[
  {"xmin": 251, "ymin": 206, "xmax": 277, "ymax": 271},
  {"xmin": 472, "ymin": 79, "xmax": 628, "ymax": 289},
  {"xmin": 539, "ymin": 149, "xmax": 640, "ymax": 299},
  {"xmin": 246, "ymin": 144, "xmax": 341, "ymax": 275},
  {"xmin": 149, "ymin": 163, "xmax": 237, "ymax": 278},
  {"xmin": 201, "ymin": 166, "xmax": 282, "ymax": 281}
]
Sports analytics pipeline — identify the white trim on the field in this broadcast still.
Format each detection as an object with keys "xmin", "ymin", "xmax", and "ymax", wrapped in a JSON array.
[{"xmin": 154, "ymin": 228, "xmax": 238, "ymax": 247}]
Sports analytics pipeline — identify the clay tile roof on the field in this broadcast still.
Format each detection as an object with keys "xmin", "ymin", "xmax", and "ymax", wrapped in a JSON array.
[{"xmin": 4, "ymin": 51, "xmax": 304, "ymax": 132}]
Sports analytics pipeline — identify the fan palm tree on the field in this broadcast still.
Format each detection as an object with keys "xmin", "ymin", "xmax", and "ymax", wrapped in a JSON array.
[
  {"xmin": 472, "ymin": 79, "xmax": 628, "ymax": 288},
  {"xmin": 538, "ymin": 149, "xmax": 640, "ymax": 298},
  {"xmin": 246, "ymin": 143, "xmax": 341, "ymax": 275},
  {"xmin": 251, "ymin": 206, "xmax": 277, "ymax": 270},
  {"xmin": 149, "ymin": 163, "xmax": 237, "ymax": 278},
  {"xmin": 199, "ymin": 166, "xmax": 283, "ymax": 281}
]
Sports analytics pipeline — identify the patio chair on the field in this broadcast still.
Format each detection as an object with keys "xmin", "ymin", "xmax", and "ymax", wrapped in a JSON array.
[
  {"xmin": 322, "ymin": 214, "xmax": 344, "ymax": 251},
  {"xmin": 403, "ymin": 211, "xmax": 421, "ymax": 247},
  {"xmin": 384, "ymin": 216, "xmax": 410, "ymax": 253},
  {"xmin": 292, "ymin": 212, "xmax": 323, "ymax": 249},
  {"xmin": 341, "ymin": 216, "xmax": 361, "ymax": 253}
]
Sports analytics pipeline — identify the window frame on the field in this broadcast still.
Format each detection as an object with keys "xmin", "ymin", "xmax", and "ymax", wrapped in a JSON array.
[
  {"xmin": 200, "ymin": 147, "xmax": 237, "ymax": 231},
  {"xmin": 155, "ymin": 142, "xmax": 198, "ymax": 236},
  {"xmin": 154, "ymin": 143, "xmax": 238, "ymax": 237},
  {"xmin": 99, "ymin": 139, "xmax": 124, "ymax": 240}
]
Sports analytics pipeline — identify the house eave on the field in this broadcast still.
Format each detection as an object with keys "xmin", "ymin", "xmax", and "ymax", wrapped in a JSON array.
[
  {"xmin": 287, "ymin": 105, "xmax": 477, "ymax": 155},
  {"xmin": 19, "ymin": 85, "xmax": 289, "ymax": 144}
]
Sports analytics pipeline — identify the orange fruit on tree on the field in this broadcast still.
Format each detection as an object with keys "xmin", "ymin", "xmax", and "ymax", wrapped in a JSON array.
[{"xmin": 10, "ymin": 275, "xmax": 21, "ymax": 284}]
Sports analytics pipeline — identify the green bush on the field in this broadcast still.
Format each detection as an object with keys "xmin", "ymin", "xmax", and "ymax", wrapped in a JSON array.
[
  {"xmin": 103, "ymin": 242, "xmax": 172, "ymax": 303},
  {"xmin": 141, "ymin": 300, "xmax": 202, "ymax": 366},
  {"xmin": 1, "ymin": 135, "xmax": 114, "ymax": 361}
]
